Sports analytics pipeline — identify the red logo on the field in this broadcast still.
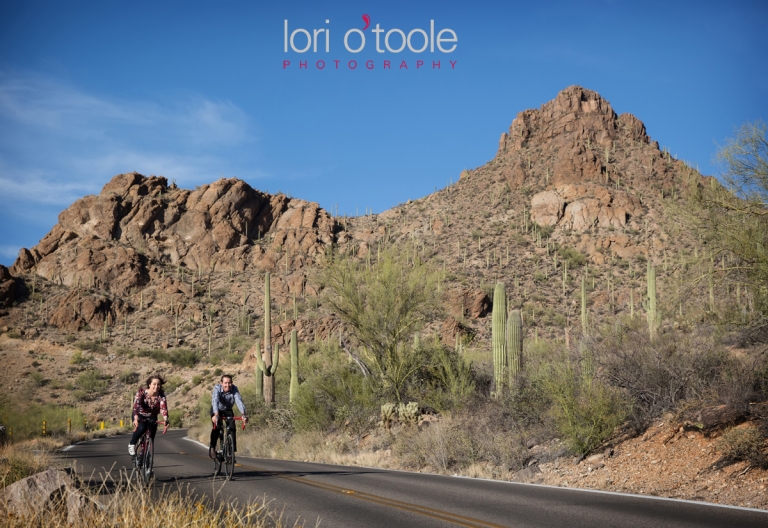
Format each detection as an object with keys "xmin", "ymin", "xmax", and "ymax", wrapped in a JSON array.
[{"xmin": 362, "ymin": 14, "xmax": 370, "ymax": 31}]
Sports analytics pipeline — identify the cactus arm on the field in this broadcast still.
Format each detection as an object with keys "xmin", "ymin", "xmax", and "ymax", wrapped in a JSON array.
[
  {"xmin": 507, "ymin": 309, "xmax": 523, "ymax": 383},
  {"xmin": 254, "ymin": 338, "xmax": 267, "ymax": 373},
  {"xmin": 272, "ymin": 342, "xmax": 279, "ymax": 374}
]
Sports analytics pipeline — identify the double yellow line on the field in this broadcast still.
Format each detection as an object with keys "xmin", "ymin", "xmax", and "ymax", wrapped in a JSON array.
[{"xmin": 185, "ymin": 452, "xmax": 507, "ymax": 528}]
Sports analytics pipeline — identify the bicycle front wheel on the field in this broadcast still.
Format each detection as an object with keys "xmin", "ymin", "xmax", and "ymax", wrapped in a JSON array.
[
  {"xmin": 224, "ymin": 433, "xmax": 235, "ymax": 480},
  {"xmin": 142, "ymin": 437, "xmax": 154, "ymax": 486}
]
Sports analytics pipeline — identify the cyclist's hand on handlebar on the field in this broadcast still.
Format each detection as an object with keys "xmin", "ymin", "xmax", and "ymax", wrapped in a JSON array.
[
  {"xmin": 163, "ymin": 423, "xmax": 168, "ymax": 435},
  {"xmin": 132, "ymin": 417, "xmax": 138, "ymax": 431},
  {"xmin": 211, "ymin": 414, "xmax": 218, "ymax": 428}
]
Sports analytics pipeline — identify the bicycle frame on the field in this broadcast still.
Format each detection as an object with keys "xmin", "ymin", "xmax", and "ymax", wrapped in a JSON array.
[
  {"xmin": 212, "ymin": 415, "xmax": 245, "ymax": 480},
  {"xmin": 134, "ymin": 419, "xmax": 166, "ymax": 486}
]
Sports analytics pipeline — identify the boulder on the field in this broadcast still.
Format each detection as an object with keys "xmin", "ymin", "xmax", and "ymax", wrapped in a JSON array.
[
  {"xmin": 442, "ymin": 288, "xmax": 491, "ymax": 319},
  {"xmin": 0, "ymin": 469, "xmax": 96, "ymax": 525},
  {"xmin": 0, "ymin": 264, "xmax": 16, "ymax": 308}
]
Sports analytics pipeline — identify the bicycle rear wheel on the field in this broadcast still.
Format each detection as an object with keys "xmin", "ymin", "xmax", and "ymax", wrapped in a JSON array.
[
  {"xmin": 141, "ymin": 437, "xmax": 154, "ymax": 486},
  {"xmin": 224, "ymin": 432, "xmax": 235, "ymax": 480}
]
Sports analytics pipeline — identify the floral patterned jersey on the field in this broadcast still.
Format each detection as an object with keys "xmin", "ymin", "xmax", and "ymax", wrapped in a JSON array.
[{"xmin": 132, "ymin": 387, "xmax": 169, "ymax": 422}]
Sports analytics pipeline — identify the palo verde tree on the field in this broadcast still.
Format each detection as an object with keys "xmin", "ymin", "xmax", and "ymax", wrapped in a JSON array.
[
  {"xmin": 321, "ymin": 245, "xmax": 440, "ymax": 402},
  {"xmin": 686, "ymin": 120, "xmax": 768, "ymax": 317}
]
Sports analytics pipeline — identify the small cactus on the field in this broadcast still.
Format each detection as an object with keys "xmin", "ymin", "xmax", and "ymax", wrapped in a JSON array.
[
  {"xmin": 397, "ymin": 401, "xmax": 420, "ymax": 426},
  {"xmin": 380, "ymin": 403, "xmax": 397, "ymax": 430}
]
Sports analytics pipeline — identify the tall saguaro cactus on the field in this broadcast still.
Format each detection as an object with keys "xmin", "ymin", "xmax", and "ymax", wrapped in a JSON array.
[
  {"xmin": 256, "ymin": 272, "xmax": 280, "ymax": 405},
  {"xmin": 492, "ymin": 282, "xmax": 507, "ymax": 396},
  {"xmin": 506, "ymin": 309, "xmax": 523, "ymax": 383},
  {"xmin": 580, "ymin": 274, "xmax": 588, "ymax": 335},
  {"xmin": 289, "ymin": 329, "xmax": 299, "ymax": 403},
  {"xmin": 644, "ymin": 260, "xmax": 659, "ymax": 340}
]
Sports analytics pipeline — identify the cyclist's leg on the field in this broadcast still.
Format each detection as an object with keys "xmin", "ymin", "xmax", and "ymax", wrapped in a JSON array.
[
  {"xmin": 232, "ymin": 421, "xmax": 237, "ymax": 453},
  {"xmin": 148, "ymin": 420, "xmax": 158, "ymax": 441},
  {"xmin": 209, "ymin": 421, "xmax": 219, "ymax": 449},
  {"xmin": 129, "ymin": 420, "xmax": 147, "ymax": 454}
]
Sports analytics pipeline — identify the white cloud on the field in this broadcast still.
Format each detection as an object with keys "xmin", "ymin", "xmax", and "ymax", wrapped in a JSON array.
[
  {"xmin": 0, "ymin": 71, "xmax": 260, "ymax": 210},
  {"xmin": 0, "ymin": 245, "xmax": 20, "ymax": 261},
  {"xmin": 0, "ymin": 72, "xmax": 252, "ymax": 146}
]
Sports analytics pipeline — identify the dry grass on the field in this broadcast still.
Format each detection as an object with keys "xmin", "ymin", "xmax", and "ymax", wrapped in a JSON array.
[{"xmin": 0, "ymin": 440, "xmax": 58, "ymax": 487}]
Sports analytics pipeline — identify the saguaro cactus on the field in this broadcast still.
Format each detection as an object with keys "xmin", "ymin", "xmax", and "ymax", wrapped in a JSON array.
[
  {"xmin": 580, "ymin": 274, "xmax": 588, "ymax": 334},
  {"xmin": 256, "ymin": 272, "xmax": 280, "ymax": 405},
  {"xmin": 644, "ymin": 261, "xmax": 659, "ymax": 339},
  {"xmin": 507, "ymin": 309, "xmax": 523, "ymax": 383},
  {"xmin": 492, "ymin": 282, "xmax": 508, "ymax": 396},
  {"xmin": 289, "ymin": 329, "xmax": 299, "ymax": 403}
]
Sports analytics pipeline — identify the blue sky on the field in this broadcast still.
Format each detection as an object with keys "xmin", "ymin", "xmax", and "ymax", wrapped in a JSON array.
[{"xmin": 0, "ymin": 1, "xmax": 766, "ymax": 265}]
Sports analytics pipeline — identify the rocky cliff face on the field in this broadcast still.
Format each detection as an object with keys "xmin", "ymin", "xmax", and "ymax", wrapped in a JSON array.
[{"xmin": 10, "ymin": 173, "xmax": 337, "ymax": 332}]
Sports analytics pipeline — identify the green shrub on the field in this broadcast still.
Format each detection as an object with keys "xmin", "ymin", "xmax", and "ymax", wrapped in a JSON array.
[
  {"xmin": 558, "ymin": 247, "xmax": 586, "ymax": 268},
  {"xmin": 29, "ymin": 372, "xmax": 45, "ymax": 387},
  {"xmin": 74, "ymin": 340, "xmax": 105, "ymax": 353},
  {"xmin": 716, "ymin": 427, "xmax": 766, "ymax": 468},
  {"xmin": 168, "ymin": 409, "xmax": 184, "ymax": 428},
  {"xmin": 70, "ymin": 351, "xmax": 89, "ymax": 365},
  {"xmin": 75, "ymin": 369, "xmax": 108, "ymax": 399},
  {"xmin": 165, "ymin": 376, "xmax": 184, "ymax": 393},
  {"xmin": 168, "ymin": 348, "xmax": 200, "ymax": 368},
  {"xmin": 7, "ymin": 331, "xmax": 21, "ymax": 339},
  {"xmin": 197, "ymin": 393, "xmax": 212, "ymax": 426},
  {"xmin": 538, "ymin": 360, "xmax": 629, "ymax": 455},
  {"xmin": 191, "ymin": 375, "xmax": 203, "ymax": 386},
  {"xmin": 0, "ymin": 402, "xmax": 86, "ymax": 440},
  {"xmin": 119, "ymin": 370, "xmax": 139, "ymax": 384}
]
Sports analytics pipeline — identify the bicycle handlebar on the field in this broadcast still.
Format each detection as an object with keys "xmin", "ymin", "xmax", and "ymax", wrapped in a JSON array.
[
  {"xmin": 133, "ymin": 419, "xmax": 168, "ymax": 434},
  {"xmin": 212, "ymin": 415, "xmax": 246, "ymax": 431}
]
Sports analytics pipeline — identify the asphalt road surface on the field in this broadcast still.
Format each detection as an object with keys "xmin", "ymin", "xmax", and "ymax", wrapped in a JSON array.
[{"xmin": 62, "ymin": 429, "xmax": 768, "ymax": 527}]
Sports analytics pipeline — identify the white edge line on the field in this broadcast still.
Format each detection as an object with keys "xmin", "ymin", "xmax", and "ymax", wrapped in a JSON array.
[
  {"xmin": 447, "ymin": 473, "xmax": 768, "ymax": 514},
  {"xmin": 61, "ymin": 441, "xmax": 91, "ymax": 451},
  {"xmin": 183, "ymin": 436, "xmax": 209, "ymax": 450}
]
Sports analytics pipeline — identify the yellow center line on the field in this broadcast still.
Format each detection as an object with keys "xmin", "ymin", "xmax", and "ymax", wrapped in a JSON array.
[{"xmin": 182, "ymin": 452, "xmax": 506, "ymax": 528}]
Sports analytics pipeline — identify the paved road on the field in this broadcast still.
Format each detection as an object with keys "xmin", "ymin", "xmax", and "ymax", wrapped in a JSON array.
[{"xmin": 63, "ymin": 430, "xmax": 768, "ymax": 527}]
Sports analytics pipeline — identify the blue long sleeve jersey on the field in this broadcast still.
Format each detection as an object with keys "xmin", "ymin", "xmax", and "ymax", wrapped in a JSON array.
[{"xmin": 211, "ymin": 383, "xmax": 247, "ymax": 416}]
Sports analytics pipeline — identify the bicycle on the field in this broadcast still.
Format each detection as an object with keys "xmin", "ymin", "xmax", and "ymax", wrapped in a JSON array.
[
  {"xmin": 132, "ymin": 418, "xmax": 166, "ymax": 486},
  {"xmin": 212, "ymin": 415, "xmax": 245, "ymax": 481}
]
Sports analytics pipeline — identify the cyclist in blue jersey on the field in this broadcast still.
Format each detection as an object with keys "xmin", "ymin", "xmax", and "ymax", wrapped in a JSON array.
[{"xmin": 209, "ymin": 374, "xmax": 248, "ymax": 459}]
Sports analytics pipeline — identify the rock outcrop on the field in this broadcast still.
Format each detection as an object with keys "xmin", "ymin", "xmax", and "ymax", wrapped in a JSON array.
[
  {"xmin": 9, "ymin": 174, "xmax": 338, "ymax": 331},
  {"xmin": 11, "ymin": 174, "xmax": 336, "ymax": 289},
  {"xmin": 0, "ymin": 469, "xmax": 96, "ymax": 525},
  {"xmin": 0, "ymin": 264, "xmax": 16, "ymax": 308},
  {"xmin": 530, "ymin": 183, "xmax": 644, "ymax": 231}
]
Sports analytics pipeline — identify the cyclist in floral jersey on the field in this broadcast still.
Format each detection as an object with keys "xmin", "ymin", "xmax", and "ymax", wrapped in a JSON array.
[{"xmin": 128, "ymin": 374, "xmax": 169, "ymax": 456}]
